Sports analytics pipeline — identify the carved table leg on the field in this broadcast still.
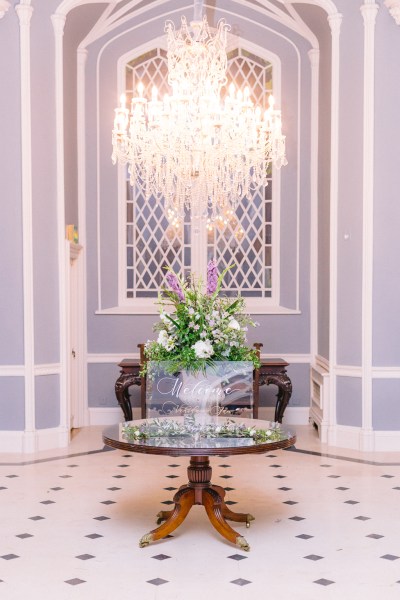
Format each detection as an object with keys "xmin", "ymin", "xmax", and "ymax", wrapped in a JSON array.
[
  {"xmin": 140, "ymin": 457, "xmax": 252, "ymax": 550},
  {"xmin": 203, "ymin": 488, "xmax": 250, "ymax": 551},
  {"xmin": 139, "ymin": 487, "xmax": 195, "ymax": 547}
]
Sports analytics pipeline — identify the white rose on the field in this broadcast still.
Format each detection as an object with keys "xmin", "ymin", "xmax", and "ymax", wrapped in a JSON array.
[
  {"xmin": 228, "ymin": 318, "xmax": 241, "ymax": 330},
  {"xmin": 192, "ymin": 339, "xmax": 214, "ymax": 359},
  {"xmin": 157, "ymin": 330, "xmax": 171, "ymax": 349}
]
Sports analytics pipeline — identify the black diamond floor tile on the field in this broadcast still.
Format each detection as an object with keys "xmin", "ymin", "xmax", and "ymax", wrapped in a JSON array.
[
  {"xmin": 327, "ymin": 475, "xmax": 341, "ymax": 478},
  {"xmin": 392, "ymin": 487, "xmax": 400, "ymax": 490},
  {"xmin": 67, "ymin": 465, "xmax": 79, "ymax": 468},
  {"xmin": 314, "ymin": 579, "xmax": 335, "ymax": 586},
  {"xmin": 166, "ymin": 475, "xmax": 179, "ymax": 479},
  {"xmin": 117, "ymin": 464, "xmax": 130, "ymax": 468},
  {"xmin": 296, "ymin": 534, "xmax": 314, "ymax": 540},
  {"xmin": 29, "ymin": 516, "xmax": 45, "ymax": 521},
  {"xmin": 65, "ymin": 578, "xmax": 85, "ymax": 585},
  {"xmin": 366, "ymin": 533, "xmax": 384, "ymax": 539},
  {"xmin": 336, "ymin": 487, "xmax": 349, "ymax": 491},
  {"xmin": 85, "ymin": 534, "xmax": 103, "ymax": 539},
  {"xmin": 50, "ymin": 487, "xmax": 63, "ymax": 491},
  {"xmin": 40, "ymin": 500, "xmax": 55, "ymax": 505},
  {"xmin": 220, "ymin": 475, "xmax": 233, "ymax": 479},
  {"xmin": 224, "ymin": 487, "xmax": 235, "ymax": 491},
  {"xmin": 231, "ymin": 578, "xmax": 251, "ymax": 586},
  {"xmin": 161, "ymin": 500, "xmax": 174, "ymax": 505},
  {"xmin": 354, "ymin": 516, "xmax": 370, "ymax": 521},
  {"xmin": 76, "ymin": 554, "xmax": 95, "ymax": 560},
  {"xmin": 164, "ymin": 487, "xmax": 177, "ymax": 491},
  {"xmin": 228, "ymin": 554, "xmax": 248, "ymax": 561},
  {"xmin": 0, "ymin": 487, "xmax": 7, "ymax": 490},
  {"xmin": 59, "ymin": 475, "xmax": 72, "ymax": 479},
  {"xmin": 381, "ymin": 474, "xmax": 394, "ymax": 478},
  {"xmin": 283, "ymin": 500, "xmax": 298, "ymax": 505},
  {"xmin": 147, "ymin": 578, "xmax": 168, "ymax": 586},
  {"xmin": 274, "ymin": 475, "xmax": 286, "ymax": 479},
  {"xmin": 225, "ymin": 500, "xmax": 237, "ymax": 505},
  {"xmin": 320, "ymin": 464, "xmax": 332, "ymax": 468},
  {"xmin": 93, "ymin": 516, "xmax": 110, "ymax": 521},
  {"xmin": 112, "ymin": 475, "xmax": 126, "ymax": 479},
  {"xmin": 278, "ymin": 487, "xmax": 292, "ymax": 491},
  {"xmin": 344, "ymin": 500, "xmax": 359, "ymax": 504},
  {"xmin": 381, "ymin": 554, "xmax": 400, "ymax": 561},
  {"xmin": 152, "ymin": 554, "xmax": 171, "ymax": 561},
  {"xmin": 1, "ymin": 554, "xmax": 19, "ymax": 560},
  {"xmin": 107, "ymin": 487, "xmax": 121, "ymax": 491},
  {"xmin": 304, "ymin": 554, "xmax": 323, "ymax": 561},
  {"xmin": 16, "ymin": 533, "xmax": 33, "ymax": 539},
  {"xmin": 167, "ymin": 464, "xmax": 180, "ymax": 468},
  {"xmin": 218, "ymin": 464, "xmax": 231, "ymax": 468},
  {"xmin": 6, "ymin": 475, "xmax": 18, "ymax": 478},
  {"xmin": 100, "ymin": 500, "xmax": 116, "ymax": 505},
  {"xmin": 289, "ymin": 516, "xmax": 305, "ymax": 521}
]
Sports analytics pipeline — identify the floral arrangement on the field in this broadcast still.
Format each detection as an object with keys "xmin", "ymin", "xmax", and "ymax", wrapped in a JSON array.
[
  {"xmin": 143, "ymin": 261, "xmax": 260, "ymax": 374},
  {"xmin": 122, "ymin": 418, "xmax": 284, "ymax": 444}
]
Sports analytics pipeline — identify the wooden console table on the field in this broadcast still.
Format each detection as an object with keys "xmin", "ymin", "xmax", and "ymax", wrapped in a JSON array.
[{"xmin": 115, "ymin": 343, "xmax": 292, "ymax": 423}]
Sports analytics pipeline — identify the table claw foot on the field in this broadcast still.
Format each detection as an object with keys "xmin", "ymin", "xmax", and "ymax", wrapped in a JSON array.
[
  {"xmin": 236, "ymin": 536, "xmax": 250, "ymax": 552},
  {"xmin": 139, "ymin": 533, "xmax": 154, "ymax": 548}
]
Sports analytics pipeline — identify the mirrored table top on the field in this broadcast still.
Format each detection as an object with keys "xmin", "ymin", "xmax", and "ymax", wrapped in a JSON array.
[{"xmin": 103, "ymin": 417, "xmax": 296, "ymax": 457}]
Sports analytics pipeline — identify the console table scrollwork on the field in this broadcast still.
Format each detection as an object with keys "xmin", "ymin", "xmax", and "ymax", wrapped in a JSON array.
[{"xmin": 114, "ymin": 343, "xmax": 293, "ymax": 423}]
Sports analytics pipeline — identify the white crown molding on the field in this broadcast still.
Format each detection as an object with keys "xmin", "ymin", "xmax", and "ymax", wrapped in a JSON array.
[
  {"xmin": 0, "ymin": 0, "xmax": 10, "ymax": 18},
  {"xmin": 385, "ymin": 0, "xmax": 400, "ymax": 24}
]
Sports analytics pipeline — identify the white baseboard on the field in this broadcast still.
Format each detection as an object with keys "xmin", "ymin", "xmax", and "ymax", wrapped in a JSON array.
[
  {"xmin": 0, "ymin": 427, "xmax": 71, "ymax": 454},
  {"xmin": 258, "ymin": 406, "xmax": 310, "ymax": 425},
  {"xmin": 323, "ymin": 425, "xmax": 400, "ymax": 452}
]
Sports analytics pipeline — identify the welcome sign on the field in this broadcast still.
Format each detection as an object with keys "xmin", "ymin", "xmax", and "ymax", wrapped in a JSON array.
[{"xmin": 146, "ymin": 361, "xmax": 254, "ymax": 419}]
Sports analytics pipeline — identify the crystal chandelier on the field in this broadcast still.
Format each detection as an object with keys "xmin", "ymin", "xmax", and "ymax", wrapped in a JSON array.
[{"xmin": 111, "ymin": 4, "xmax": 287, "ymax": 225}]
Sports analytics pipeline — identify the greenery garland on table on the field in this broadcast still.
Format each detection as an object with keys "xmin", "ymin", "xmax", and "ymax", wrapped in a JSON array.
[{"xmin": 122, "ymin": 418, "xmax": 285, "ymax": 444}]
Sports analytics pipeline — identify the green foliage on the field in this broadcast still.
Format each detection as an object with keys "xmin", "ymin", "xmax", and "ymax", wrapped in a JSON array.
[{"xmin": 142, "ymin": 266, "xmax": 261, "ymax": 375}]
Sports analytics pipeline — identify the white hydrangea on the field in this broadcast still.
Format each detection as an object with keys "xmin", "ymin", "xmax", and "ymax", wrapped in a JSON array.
[
  {"xmin": 228, "ymin": 318, "xmax": 241, "ymax": 330},
  {"xmin": 157, "ymin": 330, "xmax": 175, "ymax": 351},
  {"xmin": 192, "ymin": 339, "xmax": 214, "ymax": 359}
]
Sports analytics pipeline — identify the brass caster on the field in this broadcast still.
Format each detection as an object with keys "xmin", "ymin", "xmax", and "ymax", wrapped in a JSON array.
[
  {"xmin": 139, "ymin": 533, "xmax": 153, "ymax": 548},
  {"xmin": 246, "ymin": 514, "xmax": 255, "ymax": 528},
  {"xmin": 236, "ymin": 536, "xmax": 250, "ymax": 552}
]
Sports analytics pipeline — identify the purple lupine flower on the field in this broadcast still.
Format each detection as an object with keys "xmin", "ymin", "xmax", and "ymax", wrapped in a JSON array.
[
  {"xmin": 206, "ymin": 260, "xmax": 218, "ymax": 295},
  {"xmin": 165, "ymin": 271, "xmax": 185, "ymax": 302}
]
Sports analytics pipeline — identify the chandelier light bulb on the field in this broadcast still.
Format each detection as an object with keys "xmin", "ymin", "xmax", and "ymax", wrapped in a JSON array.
[{"xmin": 112, "ymin": 13, "xmax": 287, "ymax": 225}]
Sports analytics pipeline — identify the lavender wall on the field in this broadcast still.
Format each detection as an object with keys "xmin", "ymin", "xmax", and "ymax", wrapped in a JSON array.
[{"xmin": 0, "ymin": 10, "xmax": 24, "ymax": 366}]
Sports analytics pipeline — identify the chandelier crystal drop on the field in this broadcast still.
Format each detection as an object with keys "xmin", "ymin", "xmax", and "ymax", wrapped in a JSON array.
[{"xmin": 112, "ymin": 14, "xmax": 287, "ymax": 224}]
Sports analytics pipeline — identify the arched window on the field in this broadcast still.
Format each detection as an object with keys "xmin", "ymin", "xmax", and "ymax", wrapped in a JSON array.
[{"xmin": 120, "ymin": 47, "xmax": 278, "ymax": 311}]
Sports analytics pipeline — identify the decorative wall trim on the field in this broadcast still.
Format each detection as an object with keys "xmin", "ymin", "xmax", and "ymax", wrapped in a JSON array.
[
  {"xmin": 0, "ymin": 365, "xmax": 25, "ymax": 376},
  {"xmin": 360, "ymin": 1, "xmax": 379, "ymax": 452},
  {"xmin": 315, "ymin": 354, "xmax": 330, "ymax": 372},
  {"xmin": 34, "ymin": 364, "xmax": 61, "ymax": 376},
  {"xmin": 372, "ymin": 367, "xmax": 400, "ymax": 378},
  {"xmin": 336, "ymin": 365, "xmax": 363, "ymax": 377},
  {"xmin": 15, "ymin": 2, "xmax": 35, "ymax": 450},
  {"xmin": 52, "ymin": 13, "xmax": 69, "ymax": 437},
  {"xmin": 327, "ymin": 11, "xmax": 342, "ymax": 447},
  {"xmin": 385, "ymin": 0, "xmax": 400, "ymax": 24},
  {"xmin": 323, "ymin": 424, "xmax": 400, "ymax": 452},
  {"xmin": 0, "ymin": 427, "xmax": 70, "ymax": 454},
  {"xmin": 308, "ymin": 47, "xmax": 320, "ymax": 361}
]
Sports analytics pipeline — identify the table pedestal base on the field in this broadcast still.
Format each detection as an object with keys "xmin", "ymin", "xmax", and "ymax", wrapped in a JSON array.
[{"xmin": 139, "ymin": 456, "xmax": 254, "ymax": 551}]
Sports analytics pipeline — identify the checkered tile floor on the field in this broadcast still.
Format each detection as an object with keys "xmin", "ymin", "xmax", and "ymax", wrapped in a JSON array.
[{"xmin": 2, "ymin": 425, "xmax": 400, "ymax": 599}]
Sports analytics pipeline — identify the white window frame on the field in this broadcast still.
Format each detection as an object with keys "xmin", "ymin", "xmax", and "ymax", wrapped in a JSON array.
[{"xmin": 114, "ymin": 38, "xmax": 287, "ymax": 315}]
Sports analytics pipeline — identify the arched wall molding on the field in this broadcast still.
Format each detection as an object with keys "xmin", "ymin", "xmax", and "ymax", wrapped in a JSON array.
[{"xmin": 91, "ymin": 7, "xmax": 303, "ymax": 315}]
